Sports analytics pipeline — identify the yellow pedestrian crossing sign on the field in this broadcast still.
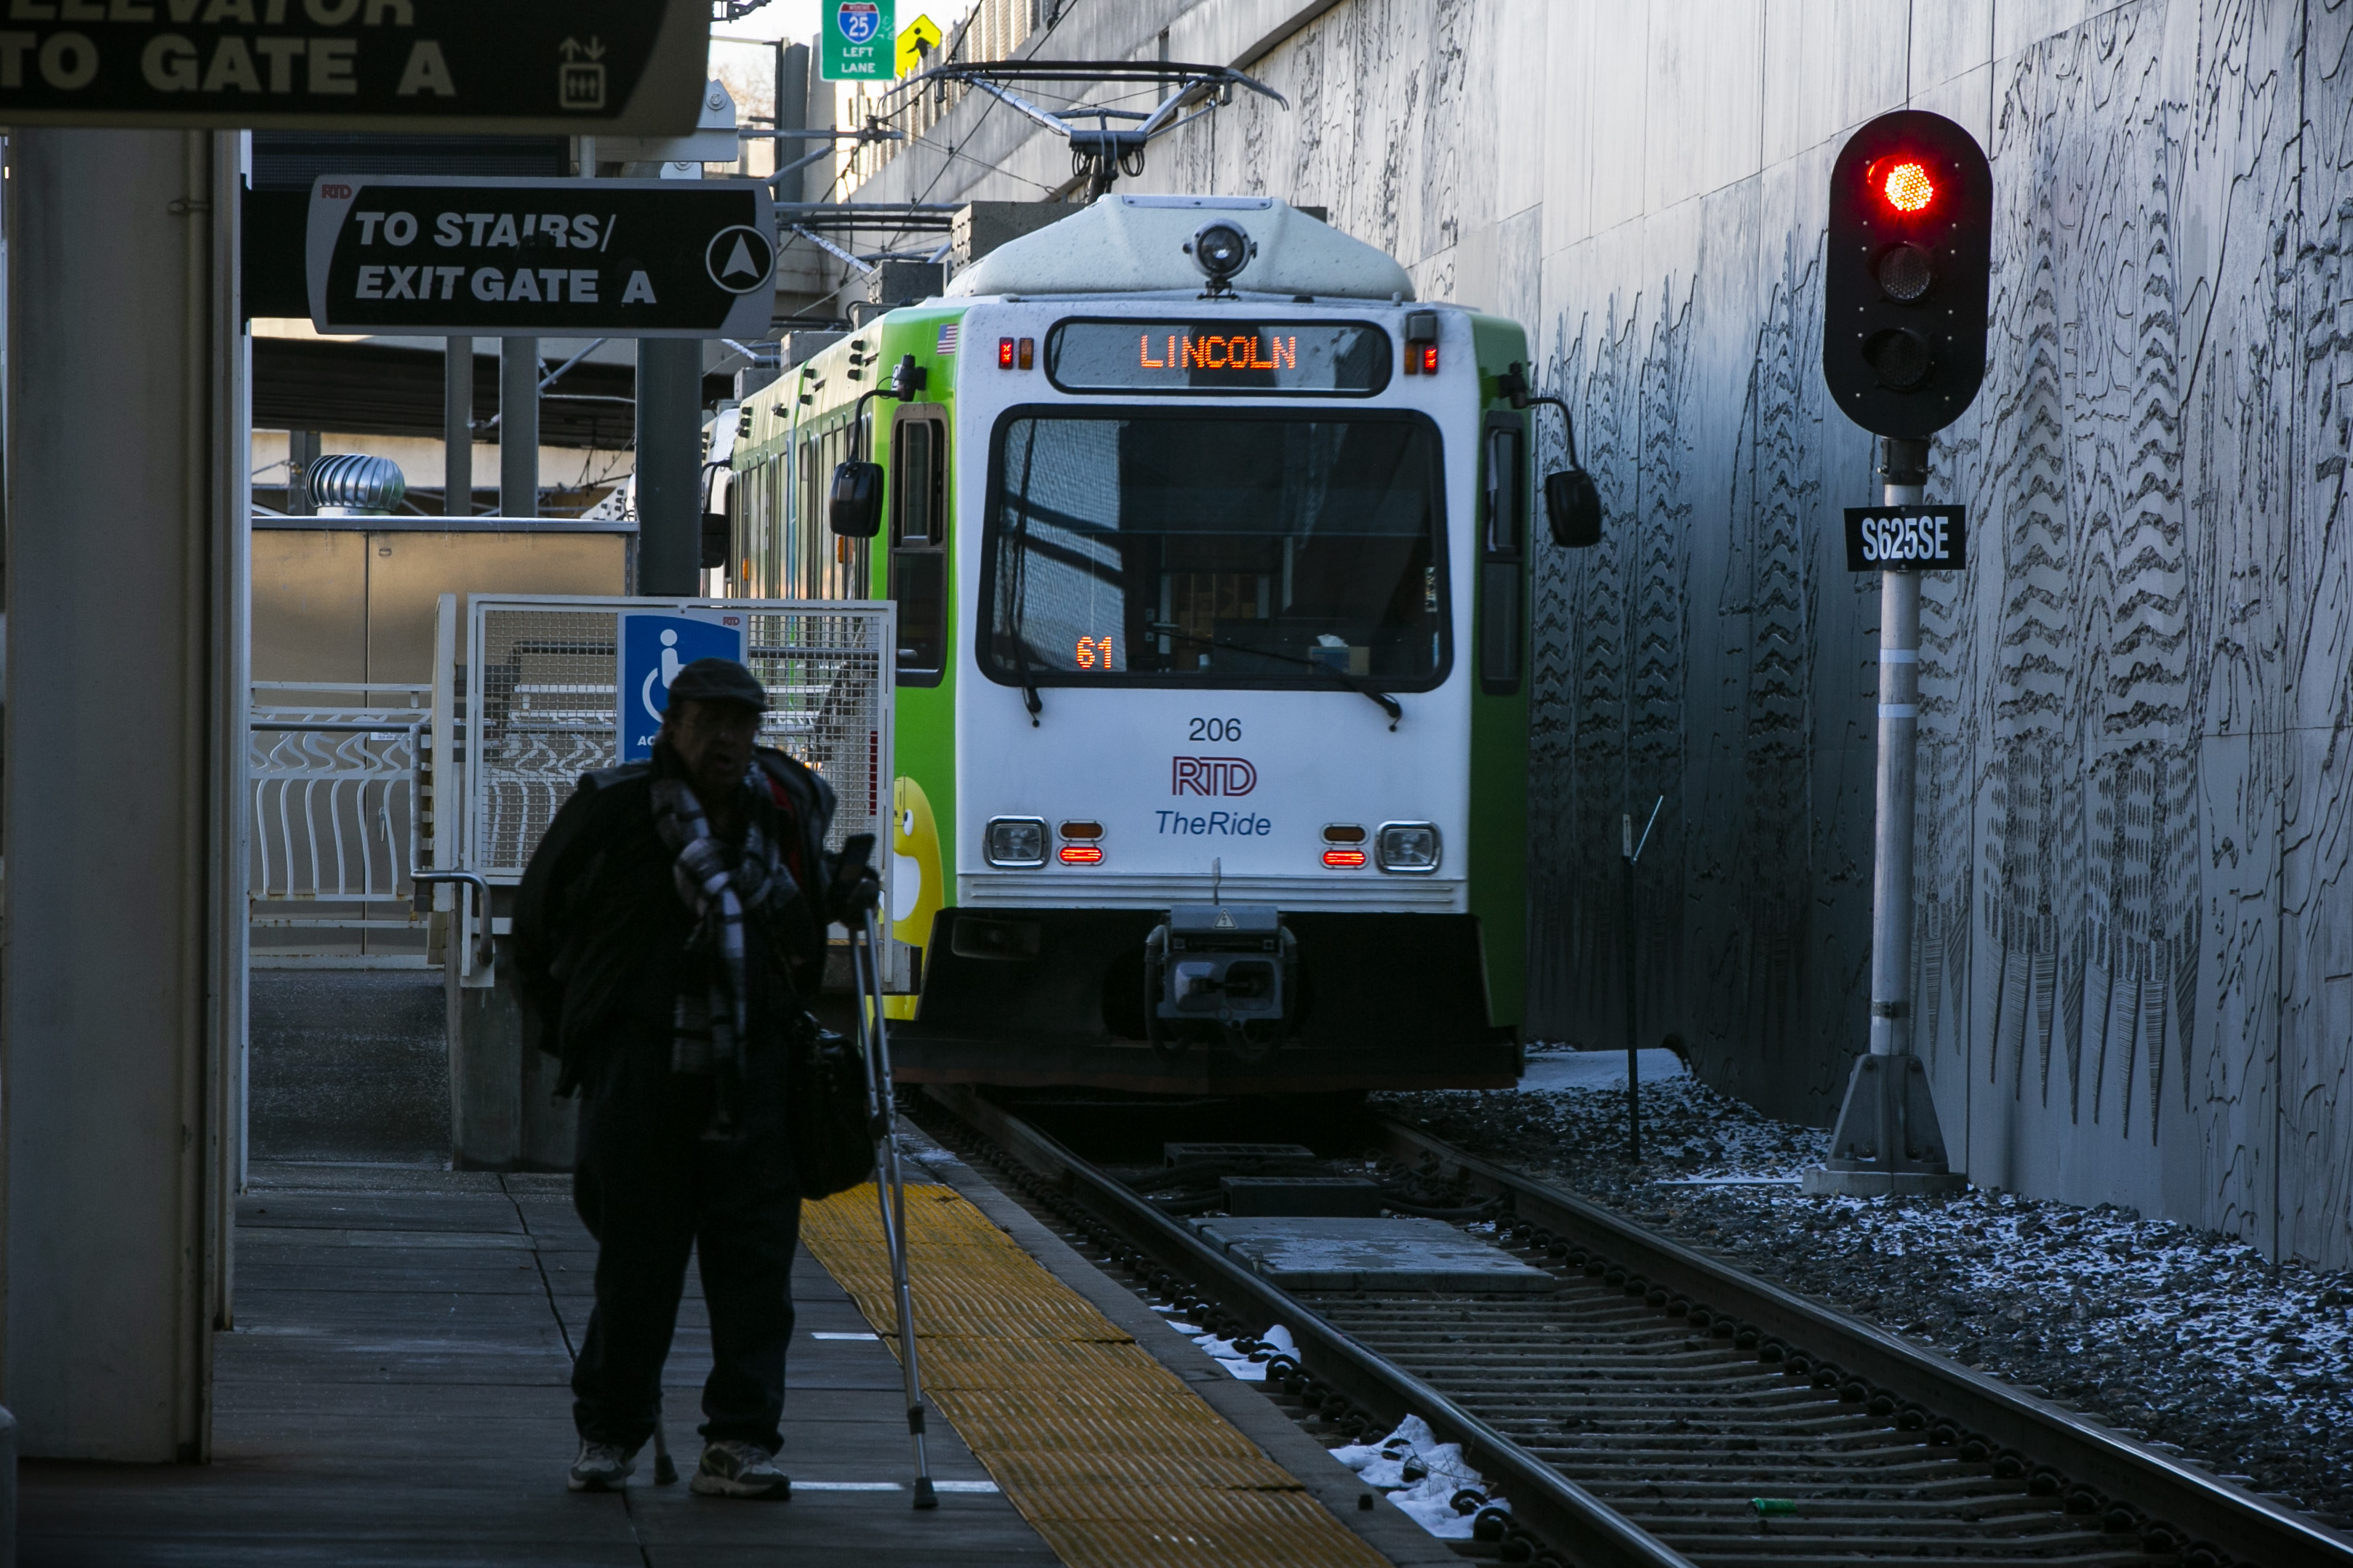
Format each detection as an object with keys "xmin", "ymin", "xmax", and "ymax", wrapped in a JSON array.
[{"xmin": 896, "ymin": 15, "xmax": 943, "ymax": 78}]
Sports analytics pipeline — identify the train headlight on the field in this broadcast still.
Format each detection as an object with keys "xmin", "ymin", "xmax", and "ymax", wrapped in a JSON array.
[
  {"xmin": 985, "ymin": 816, "xmax": 1048, "ymax": 868},
  {"xmin": 1375, "ymin": 822, "xmax": 1441, "ymax": 873},
  {"xmin": 1184, "ymin": 220, "xmax": 1256, "ymax": 289}
]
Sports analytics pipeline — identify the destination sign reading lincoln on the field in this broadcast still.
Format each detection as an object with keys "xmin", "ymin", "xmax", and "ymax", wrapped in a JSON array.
[
  {"xmin": 0, "ymin": 1, "xmax": 709, "ymax": 133},
  {"xmin": 308, "ymin": 177, "xmax": 776, "ymax": 339}
]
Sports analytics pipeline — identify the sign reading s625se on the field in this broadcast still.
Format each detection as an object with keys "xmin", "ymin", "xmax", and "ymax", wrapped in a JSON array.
[
  {"xmin": 1844, "ymin": 505, "xmax": 1968, "ymax": 571},
  {"xmin": 0, "ymin": 2, "xmax": 708, "ymax": 133},
  {"xmin": 308, "ymin": 177, "xmax": 774, "ymax": 339}
]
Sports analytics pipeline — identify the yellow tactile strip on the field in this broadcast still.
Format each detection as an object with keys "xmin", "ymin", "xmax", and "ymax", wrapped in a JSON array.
[{"xmin": 802, "ymin": 1183, "xmax": 1393, "ymax": 1568}]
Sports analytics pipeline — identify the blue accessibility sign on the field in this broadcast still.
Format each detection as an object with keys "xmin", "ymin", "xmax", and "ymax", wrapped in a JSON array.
[{"xmin": 617, "ymin": 610, "xmax": 749, "ymax": 762}]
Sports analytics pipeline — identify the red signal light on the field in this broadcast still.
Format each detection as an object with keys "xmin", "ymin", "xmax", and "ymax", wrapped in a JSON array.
[
  {"xmin": 998, "ymin": 337, "xmax": 1016, "ymax": 369},
  {"xmin": 1875, "ymin": 158, "xmax": 1936, "ymax": 214},
  {"xmin": 1058, "ymin": 844, "xmax": 1102, "ymax": 864},
  {"xmin": 1322, "ymin": 848, "xmax": 1368, "ymax": 869}
]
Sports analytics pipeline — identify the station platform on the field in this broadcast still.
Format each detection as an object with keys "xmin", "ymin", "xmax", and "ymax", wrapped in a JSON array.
[{"xmin": 19, "ymin": 1134, "xmax": 1450, "ymax": 1568}]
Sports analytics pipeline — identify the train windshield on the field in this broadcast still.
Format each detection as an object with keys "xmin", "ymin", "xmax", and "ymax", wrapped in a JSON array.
[{"xmin": 980, "ymin": 409, "xmax": 1447, "ymax": 690}]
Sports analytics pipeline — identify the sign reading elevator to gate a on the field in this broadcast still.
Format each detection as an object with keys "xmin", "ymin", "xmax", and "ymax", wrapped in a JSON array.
[
  {"xmin": 619, "ymin": 611, "xmax": 749, "ymax": 763},
  {"xmin": 1843, "ymin": 505, "xmax": 1968, "ymax": 571},
  {"xmin": 306, "ymin": 176, "xmax": 775, "ymax": 338},
  {"xmin": 0, "ymin": 2, "xmax": 709, "ymax": 133}
]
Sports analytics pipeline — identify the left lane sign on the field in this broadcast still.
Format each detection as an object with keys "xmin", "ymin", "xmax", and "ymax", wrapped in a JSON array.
[
  {"xmin": 307, "ymin": 177, "xmax": 775, "ymax": 339},
  {"xmin": 0, "ymin": 2, "xmax": 709, "ymax": 134}
]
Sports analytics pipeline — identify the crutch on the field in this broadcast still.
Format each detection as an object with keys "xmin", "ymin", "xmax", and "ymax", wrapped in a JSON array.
[
  {"xmin": 851, "ymin": 901, "xmax": 937, "ymax": 1509},
  {"xmin": 651, "ymin": 1399, "xmax": 678, "ymax": 1484}
]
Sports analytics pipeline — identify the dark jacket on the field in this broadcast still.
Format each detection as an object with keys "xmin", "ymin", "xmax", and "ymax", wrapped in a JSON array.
[{"xmin": 513, "ymin": 741, "xmax": 841, "ymax": 1096}]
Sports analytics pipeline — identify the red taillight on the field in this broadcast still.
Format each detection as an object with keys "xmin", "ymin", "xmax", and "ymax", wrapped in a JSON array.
[
  {"xmin": 1059, "ymin": 845, "xmax": 1102, "ymax": 864},
  {"xmin": 998, "ymin": 337, "xmax": 1016, "ymax": 369},
  {"xmin": 1416, "ymin": 344, "xmax": 1438, "ymax": 374},
  {"xmin": 1323, "ymin": 848, "xmax": 1367, "ymax": 868},
  {"xmin": 1876, "ymin": 158, "xmax": 1936, "ymax": 214}
]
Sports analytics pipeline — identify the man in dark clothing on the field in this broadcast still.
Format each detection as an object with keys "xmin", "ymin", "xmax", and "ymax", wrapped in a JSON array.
[{"xmin": 513, "ymin": 657, "xmax": 876, "ymax": 1499}]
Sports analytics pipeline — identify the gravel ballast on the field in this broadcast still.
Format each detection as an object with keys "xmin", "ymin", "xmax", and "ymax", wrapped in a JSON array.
[{"xmin": 1375, "ymin": 1056, "xmax": 2353, "ymax": 1529}]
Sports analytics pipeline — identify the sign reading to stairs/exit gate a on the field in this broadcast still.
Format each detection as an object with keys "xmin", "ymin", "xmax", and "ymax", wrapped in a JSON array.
[
  {"xmin": 306, "ymin": 176, "xmax": 775, "ymax": 339},
  {"xmin": 0, "ymin": 2, "xmax": 710, "ymax": 134}
]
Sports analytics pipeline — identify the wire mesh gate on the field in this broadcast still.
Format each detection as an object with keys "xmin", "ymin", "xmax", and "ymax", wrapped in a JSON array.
[{"xmin": 462, "ymin": 595, "xmax": 897, "ymax": 937}]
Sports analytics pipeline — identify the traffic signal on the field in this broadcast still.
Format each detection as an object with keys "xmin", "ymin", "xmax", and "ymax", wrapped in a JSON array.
[{"xmin": 1821, "ymin": 110, "xmax": 1992, "ymax": 438}]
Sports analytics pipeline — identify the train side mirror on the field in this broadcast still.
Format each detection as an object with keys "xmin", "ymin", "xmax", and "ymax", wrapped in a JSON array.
[
  {"xmin": 829, "ymin": 460, "xmax": 884, "ymax": 538},
  {"xmin": 1544, "ymin": 467, "xmax": 1602, "ymax": 549}
]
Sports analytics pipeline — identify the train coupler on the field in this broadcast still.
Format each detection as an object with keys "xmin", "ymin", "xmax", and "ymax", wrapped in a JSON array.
[{"xmin": 1142, "ymin": 903, "xmax": 1298, "ymax": 1063}]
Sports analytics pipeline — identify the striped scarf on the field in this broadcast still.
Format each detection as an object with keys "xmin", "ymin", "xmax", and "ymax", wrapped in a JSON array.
[{"xmin": 652, "ymin": 770, "xmax": 797, "ymax": 1136}]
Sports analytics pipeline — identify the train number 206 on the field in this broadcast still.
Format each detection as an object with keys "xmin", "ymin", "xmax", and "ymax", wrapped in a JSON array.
[{"xmin": 1188, "ymin": 717, "xmax": 1243, "ymax": 742}]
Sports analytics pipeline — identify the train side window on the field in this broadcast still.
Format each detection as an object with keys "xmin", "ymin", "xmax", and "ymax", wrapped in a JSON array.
[
  {"xmin": 1479, "ymin": 414, "xmax": 1527, "ymax": 696},
  {"xmin": 891, "ymin": 409, "xmax": 949, "ymax": 686},
  {"xmin": 893, "ymin": 418, "xmax": 937, "ymax": 546}
]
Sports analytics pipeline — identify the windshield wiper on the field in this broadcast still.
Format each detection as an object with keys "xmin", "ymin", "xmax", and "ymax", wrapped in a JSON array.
[{"xmin": 1147, "ymin": 623, "xmax": 1402, "ymax": 730}]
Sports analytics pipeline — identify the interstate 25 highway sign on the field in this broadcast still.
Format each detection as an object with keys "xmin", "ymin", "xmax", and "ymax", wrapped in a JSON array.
[
  {"xmin": 307, "ymin": 177, "xmax": 776, "ymax": 339},
  {"xmin": 0, "ymin": 2, "xmax": 708, "ymax": 134}
]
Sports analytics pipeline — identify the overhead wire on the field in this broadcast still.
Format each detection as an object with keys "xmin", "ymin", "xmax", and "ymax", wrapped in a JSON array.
[{"xmin": 782, "ymin": 0, "xmax": 1091, "ymax": 320}]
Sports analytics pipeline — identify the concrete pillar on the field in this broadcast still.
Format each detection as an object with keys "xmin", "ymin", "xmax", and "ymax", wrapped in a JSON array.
[
  {"xmin": 444, "ymin": 337, "xmax": 473, "ymax": 516},
  {"xmin": 446, "ymin": 939, "xmax": 520, "ymax": 1170},
  {"xmin": 445, "ymin": 938, "xmax": 573, "ymax": 1172},
  {"xmin": 0, "ymin": 1404, "xmax": 17, "ymax": 1568},
  {"xmin": 4, "ymin": 129, "xmax": 246, "ymax": 1461},
  {"xmin": 500, "ymin": 337, "xmax": 538, "ymax": 518},
  {"xmin": 636, "ymin": 339, "xmax": 704, "ymax": 594}
]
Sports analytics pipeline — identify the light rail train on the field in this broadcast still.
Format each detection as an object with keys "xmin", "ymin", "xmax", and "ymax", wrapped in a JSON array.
[{"xmin": 728, "ymin": 195, "xmax": 1592, "ymax": 1093}]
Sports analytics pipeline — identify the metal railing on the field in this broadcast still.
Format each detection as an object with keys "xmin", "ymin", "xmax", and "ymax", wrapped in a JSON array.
[{"xmin": 248, "ymin": 682, "xmax": 433, "ymax": 965}]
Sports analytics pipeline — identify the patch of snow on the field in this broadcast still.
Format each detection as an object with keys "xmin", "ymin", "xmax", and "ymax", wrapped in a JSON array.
[
  {"xmin": 1327, "ymin": 1413, "xmax": 1504, "ymax": 1540},
  {"xmin": 1376, "ymin": 1075, "xmax": 2353, "ymax": 1527},
  {"xmin": 1187, "ymin": 1322, "xmax": 1295, "ymax": 1382},
  {"xmin": 1517, "ymin": 1048, "xmax": 1688, "ymax": 1093}
]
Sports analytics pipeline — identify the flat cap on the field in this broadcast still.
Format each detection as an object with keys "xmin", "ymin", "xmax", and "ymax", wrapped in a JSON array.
[{"xmin": 665, "ymin": 657, "xmax": 769, "ymax": 713}]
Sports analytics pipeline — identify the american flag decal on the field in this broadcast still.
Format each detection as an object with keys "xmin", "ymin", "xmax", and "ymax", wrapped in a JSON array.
[{"xmin": 936, "ymin": 323, "xmax": 959, "ymax": 355}]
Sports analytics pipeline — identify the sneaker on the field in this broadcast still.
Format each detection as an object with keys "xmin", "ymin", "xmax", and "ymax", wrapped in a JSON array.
[
  {"xmin": 689, "ymin": 1439, "xmax": 790, "ymax": 1499},
  {"xmin": 567, "ymin": 1439, "xmax": 637, "ymax": 1492}
]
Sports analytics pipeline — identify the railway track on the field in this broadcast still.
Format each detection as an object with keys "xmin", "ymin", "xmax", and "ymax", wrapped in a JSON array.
[{"xmin": 916, "ymin": 1085, "xmax": 2353, "ymax": 1568}]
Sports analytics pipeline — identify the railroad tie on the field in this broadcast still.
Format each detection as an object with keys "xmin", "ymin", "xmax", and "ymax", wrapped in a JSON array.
[{"xmin": 803, "ymin": 1182, "xmax": 1394, "ymax": 1568}]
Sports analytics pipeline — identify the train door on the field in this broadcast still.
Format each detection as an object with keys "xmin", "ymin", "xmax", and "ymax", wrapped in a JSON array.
[
  {"xmin": 1478, "ymin": 411, "xmax": 1528, "ymax": 695},
  {"xmin": 891, "ymin": 403, "xmax": 949, "ymax": 686}
]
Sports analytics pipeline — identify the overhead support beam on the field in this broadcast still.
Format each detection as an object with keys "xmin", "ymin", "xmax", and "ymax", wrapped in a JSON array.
[
  {"xmin": 444, "ymin": 337, "xmax": 474, "ymax": 516},
  {"xmin": 500, "ymin": 338, "xmax": 539, "ymax": 518},
  {"xmin": 636, "ymin": 340, "xmax": 705, "ymax": 595}
]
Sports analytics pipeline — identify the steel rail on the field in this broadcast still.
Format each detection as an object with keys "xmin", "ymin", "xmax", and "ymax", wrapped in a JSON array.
[
  {"xmin": 1374, "ymin": 1118, "xmax": 2353, "ymax": 1568},
  {"xmin": 925, "ymin": 1084, "xmax": 1692, "ymax": 1568}
]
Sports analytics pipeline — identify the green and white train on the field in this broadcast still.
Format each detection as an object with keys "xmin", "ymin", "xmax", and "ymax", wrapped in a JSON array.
[{"xmin": 729, "ymin": 195, "xmax": 1573, "ymax": 1094}]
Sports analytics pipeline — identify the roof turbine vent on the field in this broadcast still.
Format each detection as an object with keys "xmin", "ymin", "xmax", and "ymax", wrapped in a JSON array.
[{"xmin": 307, "ymin": 453, "xmax": 407, "ymax": 516}]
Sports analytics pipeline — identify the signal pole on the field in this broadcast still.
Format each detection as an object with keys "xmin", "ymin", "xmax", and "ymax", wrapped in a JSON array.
[
  {"xmin": 1805, "ymin": 109, "xmax": 1991, "ymax": 1198},
  {"xmin": 1870, "ymin": 436, "xmax": 1929, "ymax": 1074},
  {"xmin": 1805, "ymin": 437, "xmax": 1965, "ymax": 1197}
]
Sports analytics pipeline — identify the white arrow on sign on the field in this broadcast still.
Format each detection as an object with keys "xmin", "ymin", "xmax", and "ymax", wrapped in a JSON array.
[{"xmin": 705, "ymin": 225, "xmax": 776, "ymax": 294}]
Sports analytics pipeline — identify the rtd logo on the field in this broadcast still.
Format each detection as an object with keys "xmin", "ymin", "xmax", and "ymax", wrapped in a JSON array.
[
  {"xmin": 1171, "ymin": 757, "xmax": 1256, "ymax": 797},
  {"xmin": 322, "ymin": 184, "xmax": 353, "ymax": 200}
]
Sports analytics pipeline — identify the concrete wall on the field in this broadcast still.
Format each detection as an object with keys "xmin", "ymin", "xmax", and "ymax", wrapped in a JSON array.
[{"xmin": 849, "ymin": 0, "xmax": 2353, "ymax": 1271}]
